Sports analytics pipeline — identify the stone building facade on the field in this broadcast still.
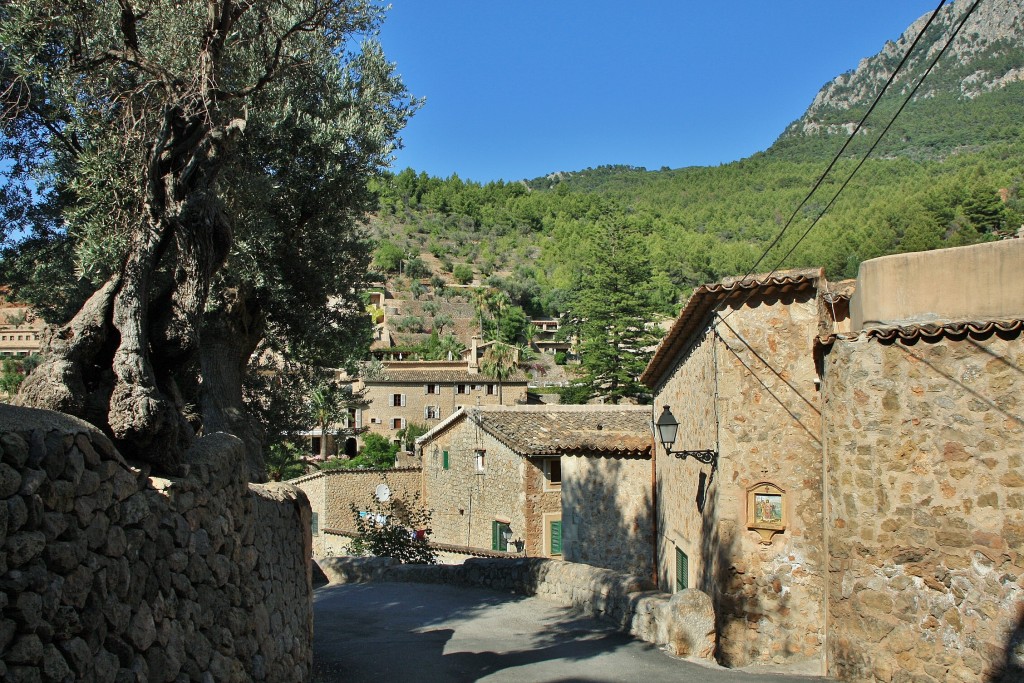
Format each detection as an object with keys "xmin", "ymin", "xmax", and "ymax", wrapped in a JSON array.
[
  {"xmin": 290, "ymin": 466, "xmax": 422, "ymax": 558},
  {"xmin": 821, "ymin": 321, "xmax": 1024, "ymax": 681},
  {"xmin": 642, "ymin": 268, "xmax": 832, "ymax": 670},
  {"xmin": 561, "ymin": 450, "xmax": 654, "ymax": 579},
  {"xmin": 641, "ymin": 240, "xmax": 1024, "ymax": 680},
  {"xmin": 0, "ymin": 405, "xmax": 313, "ymax": 682},
  {"xmin": 358, "ymin": 359, "xmax": 528, "ymax": 444},
  {"xmin": 0, "ymin": 301, "xmax": 43, "ymax": 358},
  {"xmin": 416, "ymin": 405, "xmax": 650, "ymax": 559}
]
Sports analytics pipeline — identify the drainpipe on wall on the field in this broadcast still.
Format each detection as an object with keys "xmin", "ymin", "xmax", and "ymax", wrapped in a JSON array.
[{"xmin": 650, "ymin": 401, "xmax": 658, "ymax": 588}]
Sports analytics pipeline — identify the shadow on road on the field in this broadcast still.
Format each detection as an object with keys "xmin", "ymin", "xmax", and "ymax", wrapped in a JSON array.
[{"xmin": 312, "ymin": 582, "xmax": 662, "ymax": 682}]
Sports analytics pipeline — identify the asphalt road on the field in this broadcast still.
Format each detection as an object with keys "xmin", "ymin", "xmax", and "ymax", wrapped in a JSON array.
[{"xmin": 312, "ymin": 581, "xmax": 831, "ymax": 683}]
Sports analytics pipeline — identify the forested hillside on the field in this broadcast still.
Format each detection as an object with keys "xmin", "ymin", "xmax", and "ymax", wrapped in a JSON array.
[{"xmin": 368, "ymin": 0, "xmax": 1024, "ymax": 319}]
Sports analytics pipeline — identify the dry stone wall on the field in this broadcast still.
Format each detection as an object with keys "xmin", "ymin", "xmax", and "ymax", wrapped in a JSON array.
[
  {"xmin": 0, "ymin": 405, "xmax": 313, "ymax": 682},
  {"xmin": 823, "ymin": 331, "xmax": 1024, "ymax": 682}
]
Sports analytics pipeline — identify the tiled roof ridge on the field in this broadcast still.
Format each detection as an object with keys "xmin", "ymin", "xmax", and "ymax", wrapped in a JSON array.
[
  {"xmin": 287, "ymin": 465, "xmax": 421, "ymax": 484},
  {"xmin": 467, "ymin": 406, "xmax": 652, "ymax": 457},
  {"xmin": 471, "ymin": 404, "xmax": 651, "ymax": 413},
  {"xmin": 818, "ymin": 318, "xmax": 1024, "ymax": 347}
]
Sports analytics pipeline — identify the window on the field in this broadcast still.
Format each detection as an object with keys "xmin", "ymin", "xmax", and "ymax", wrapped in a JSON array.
[
  {"xmin": 391, "ymin": 393, "xmax": 406, "ymax": 407},
  {"xmin": 475, "ymin": 449, "xmax": 485, "ymax": 473},
  {"xmin": 543, "ymin": 459, "xmax": 562, "ymax": 489},
  {"xmin": 492, "ymin": 521, "xmax": 511, "ymax": 551},
  {"xmin": 311, "ymin": 512, "xmax": 319, "ymax": 536},
  {"xmin": 425, "ymin": 384, "xmax": 439, "ymax": 395},
  {"xmin": 676, "ymin": 548, "xmax": 688, "ymax": 591},
  {"xmin": 549, "ymin": 519, "xmax": 562, "ymax": 556},
  {"xmin": 486, "ymin": 384, "xmax": 496, "ymax": 396},
  {"xmin": 456, "ymin": 384, "xmax": 470, "ymax": 395},
  {"xmin": 442, "ymin": 450, "xmax": 449, "ymax": 470},
  {"xmin": 391, "ymin": 417, "xmax": 405, "ymax": 430},
  {"xmin": 424, "ymin": 405, "xmax": 440, "ymax": 420}
]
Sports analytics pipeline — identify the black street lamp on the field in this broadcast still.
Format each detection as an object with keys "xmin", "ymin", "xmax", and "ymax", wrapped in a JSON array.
[{"xmin": 654, "ymin": 406, "xmax": 718, "ymax": 466}]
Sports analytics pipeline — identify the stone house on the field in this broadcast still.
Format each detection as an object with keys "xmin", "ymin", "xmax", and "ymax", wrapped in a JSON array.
[
  {"xmin": 641, "ymin": 266, "xmax": 835, "ymax": 671},
  {"xmin": 290, "ymin": 467, "xmax": 423, "ymax": 557},
  {"xmin": 560, "ymin": 423, "xmax": 654, "ymax": 579},
  {"xmin": 416, "ymin": 405, "xmax": 650, "ymax": 561},
  {"xmin": 641, "ymin": 240, "xmax": 1024, "ymax": 680},
  {"xmin": 358, "ymin": 357, "xmax": 528, "ymax": 445},
  {"xmin": 0, "ymin": 299, "xmax": 44, "ymax": 358}
]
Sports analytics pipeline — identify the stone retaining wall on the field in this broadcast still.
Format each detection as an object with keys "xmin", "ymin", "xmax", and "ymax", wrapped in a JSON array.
[
  {"xmin": 0, "ymin": 405, "xmax": 313, "ymax": 682},
  {"xmin": 318, "ymin": 556, "xmax": 715, "ymax": 659}
]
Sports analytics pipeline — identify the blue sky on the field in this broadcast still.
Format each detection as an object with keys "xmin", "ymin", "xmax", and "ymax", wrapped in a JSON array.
[{"xmin": 376, "ymin": 1, "xmax": 939, "ymax": 183}]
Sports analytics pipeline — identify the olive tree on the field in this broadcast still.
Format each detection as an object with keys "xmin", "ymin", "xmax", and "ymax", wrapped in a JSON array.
[{"xmin": 0, "ymin": 1, "xmax": 416, "ymax": 475}]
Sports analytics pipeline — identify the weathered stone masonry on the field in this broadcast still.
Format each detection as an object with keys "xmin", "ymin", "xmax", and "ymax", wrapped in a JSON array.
[
  {"xmin": 822, "ymin": 327, "xmax": 1024, "ymax": 682},
  {"xmin": 0, "ymin": 405, "xmax": 313, "ymax": 682}
]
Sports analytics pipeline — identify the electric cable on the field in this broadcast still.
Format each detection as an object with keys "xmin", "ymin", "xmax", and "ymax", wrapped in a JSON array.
[
  {"xmin": 715, "ymin": 0, "xmax": 983, "ymax": 324},
  {"xmin": 725, "ymin": 0, "xmax": 949, "ymax": 289}
]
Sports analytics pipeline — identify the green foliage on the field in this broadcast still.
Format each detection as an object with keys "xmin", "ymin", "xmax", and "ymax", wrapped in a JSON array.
[
  {"xmin": 0, "ymin": 355, "xmax": 41, "ymax": 395},
  {"xmin": 558, "ymin": 384, "xmax": 593, "ymax": 405},
  {"xmin": 265, "ymin": 442, "xmax": 307, "ymax": 482},
  {"xmin": 396, "ymin": 422, "xmax": 429, "ymax": 451},
  {"xmin": 565, "ymin": 217, "xmax": 661, "ymax": 404},
  {"xmin": 345, "ymin": 433, "xmax": 398, "ymax": 469},
  {"xmin": 480, "ymin": 342, "xmax": 519, "ymax": 402},
  {"xmin": 554, "ymin": 351, "xmax": 568, "ymax": 366},
  {"xmin": 373, "ymin": 240, "xmax": 406, "ymax": 273},
  {"xmin": 452, "ymin": 264, "xmax": 474, "ymax": 285},
  {"xmin": 404, "ymin": 257, "xmax": 431, "ymax": 279},
  {"xmin": 348, "ymin": 483, "xmax": 436, "ymax": 564}
]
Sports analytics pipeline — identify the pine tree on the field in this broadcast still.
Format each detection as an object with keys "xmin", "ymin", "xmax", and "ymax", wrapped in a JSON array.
[{"xmin": 567, "ymin": 217, "xmax": 662, "ymax": 403}]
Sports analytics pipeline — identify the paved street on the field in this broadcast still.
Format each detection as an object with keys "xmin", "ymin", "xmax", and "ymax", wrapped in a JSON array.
[{"xmin": 313, "ymin": 581, "xmax": 831, "ymax": 682}]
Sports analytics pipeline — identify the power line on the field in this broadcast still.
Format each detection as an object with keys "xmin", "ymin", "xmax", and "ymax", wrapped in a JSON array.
[
  {"xmin": 716, "ymin": 0, "xmax": 983, "ymax": 325},
  {"xmin": 727, "ymin": 0, "xmax": 949, "ymax": 287},
  {"xmin": 757, "ymin": 0, "xmax": 984, "ymax": 284}
]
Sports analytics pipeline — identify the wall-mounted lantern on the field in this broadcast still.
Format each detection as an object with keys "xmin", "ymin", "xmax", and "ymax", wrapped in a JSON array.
[{"xmin": 655, "ymin": 406, "xmax": 718, "ymax": 466}]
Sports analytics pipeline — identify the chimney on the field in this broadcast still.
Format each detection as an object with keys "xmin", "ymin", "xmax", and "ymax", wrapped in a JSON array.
[{"xmin": 468, "ymin": 335, "xmax": 481, "ymax": 372}]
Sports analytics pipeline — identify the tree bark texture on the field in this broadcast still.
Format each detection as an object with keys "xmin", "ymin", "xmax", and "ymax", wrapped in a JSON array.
[{"xmin": 198, "ymin": 286, "xmax": 267, "ymax": 482}]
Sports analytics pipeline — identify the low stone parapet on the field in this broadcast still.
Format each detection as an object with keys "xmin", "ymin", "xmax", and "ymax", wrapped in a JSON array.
[
  {"xmin": 0, "ymin": 405, "xmax": 313, "ymax": 682},
  {"xmin": 317, "ymin": 556, "xmax": 715, "ymax": 659}
]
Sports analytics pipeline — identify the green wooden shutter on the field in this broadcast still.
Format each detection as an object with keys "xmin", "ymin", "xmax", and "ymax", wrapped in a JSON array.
[
  {"xmin": 311, "ymin": 512, "xmax": 319, "ymax": 536},
  {"xmin": 492, "ymin": 521, "xmax": 499, "ymax": 550},
  {"xmin": 676, "ymin": 548, "xmax": 688, "ymax": 591},
  {"xmin": 549, "ymin": 520, "xmax": 562, "ymax": 555},
  {"xmin": 442, "ymin": 450, "xmax": 449, "ymax": 470}
]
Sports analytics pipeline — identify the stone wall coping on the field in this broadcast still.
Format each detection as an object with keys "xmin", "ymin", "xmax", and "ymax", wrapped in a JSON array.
[{"xmin": 288, "ymin": 465, "xmax": 421, "ymax": 485}]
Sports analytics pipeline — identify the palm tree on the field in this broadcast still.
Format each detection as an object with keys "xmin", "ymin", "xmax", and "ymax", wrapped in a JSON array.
[
  {"xmin": 307, "ymin": 383, "xmax": 341, "ymax": 459},
  {"xmin": 480, "ymin": 342, "xmax": 518, "ymax": 403}
]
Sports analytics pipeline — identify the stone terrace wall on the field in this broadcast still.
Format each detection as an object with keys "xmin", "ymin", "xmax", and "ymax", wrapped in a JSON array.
[
  {"xmin": 318, "ymin": 556, "xmax": 716, "ymax": 659},
  {"xmin": 823, "ymin": 331, "xmax": 1024, "ymax": 682},
  {"xmin": 0, "ymin": 405, "xmax": 313, "ymax": 682},
  {"xmin": 290, "ymin": 467, "xmax": 422, "ymax": 558}
]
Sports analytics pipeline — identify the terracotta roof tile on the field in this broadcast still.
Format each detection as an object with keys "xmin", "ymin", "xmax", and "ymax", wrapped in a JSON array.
[
  {"xmin": 819, "ymin": 318, "xmax": 1024, "ymax": 347},
  {"xmin": 367, "ymin": 364, "xmax": 528, "ymax": 384},
  {"xmin": 468, "ymin": 405, "xmax": 652, "ymax": 456}
]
